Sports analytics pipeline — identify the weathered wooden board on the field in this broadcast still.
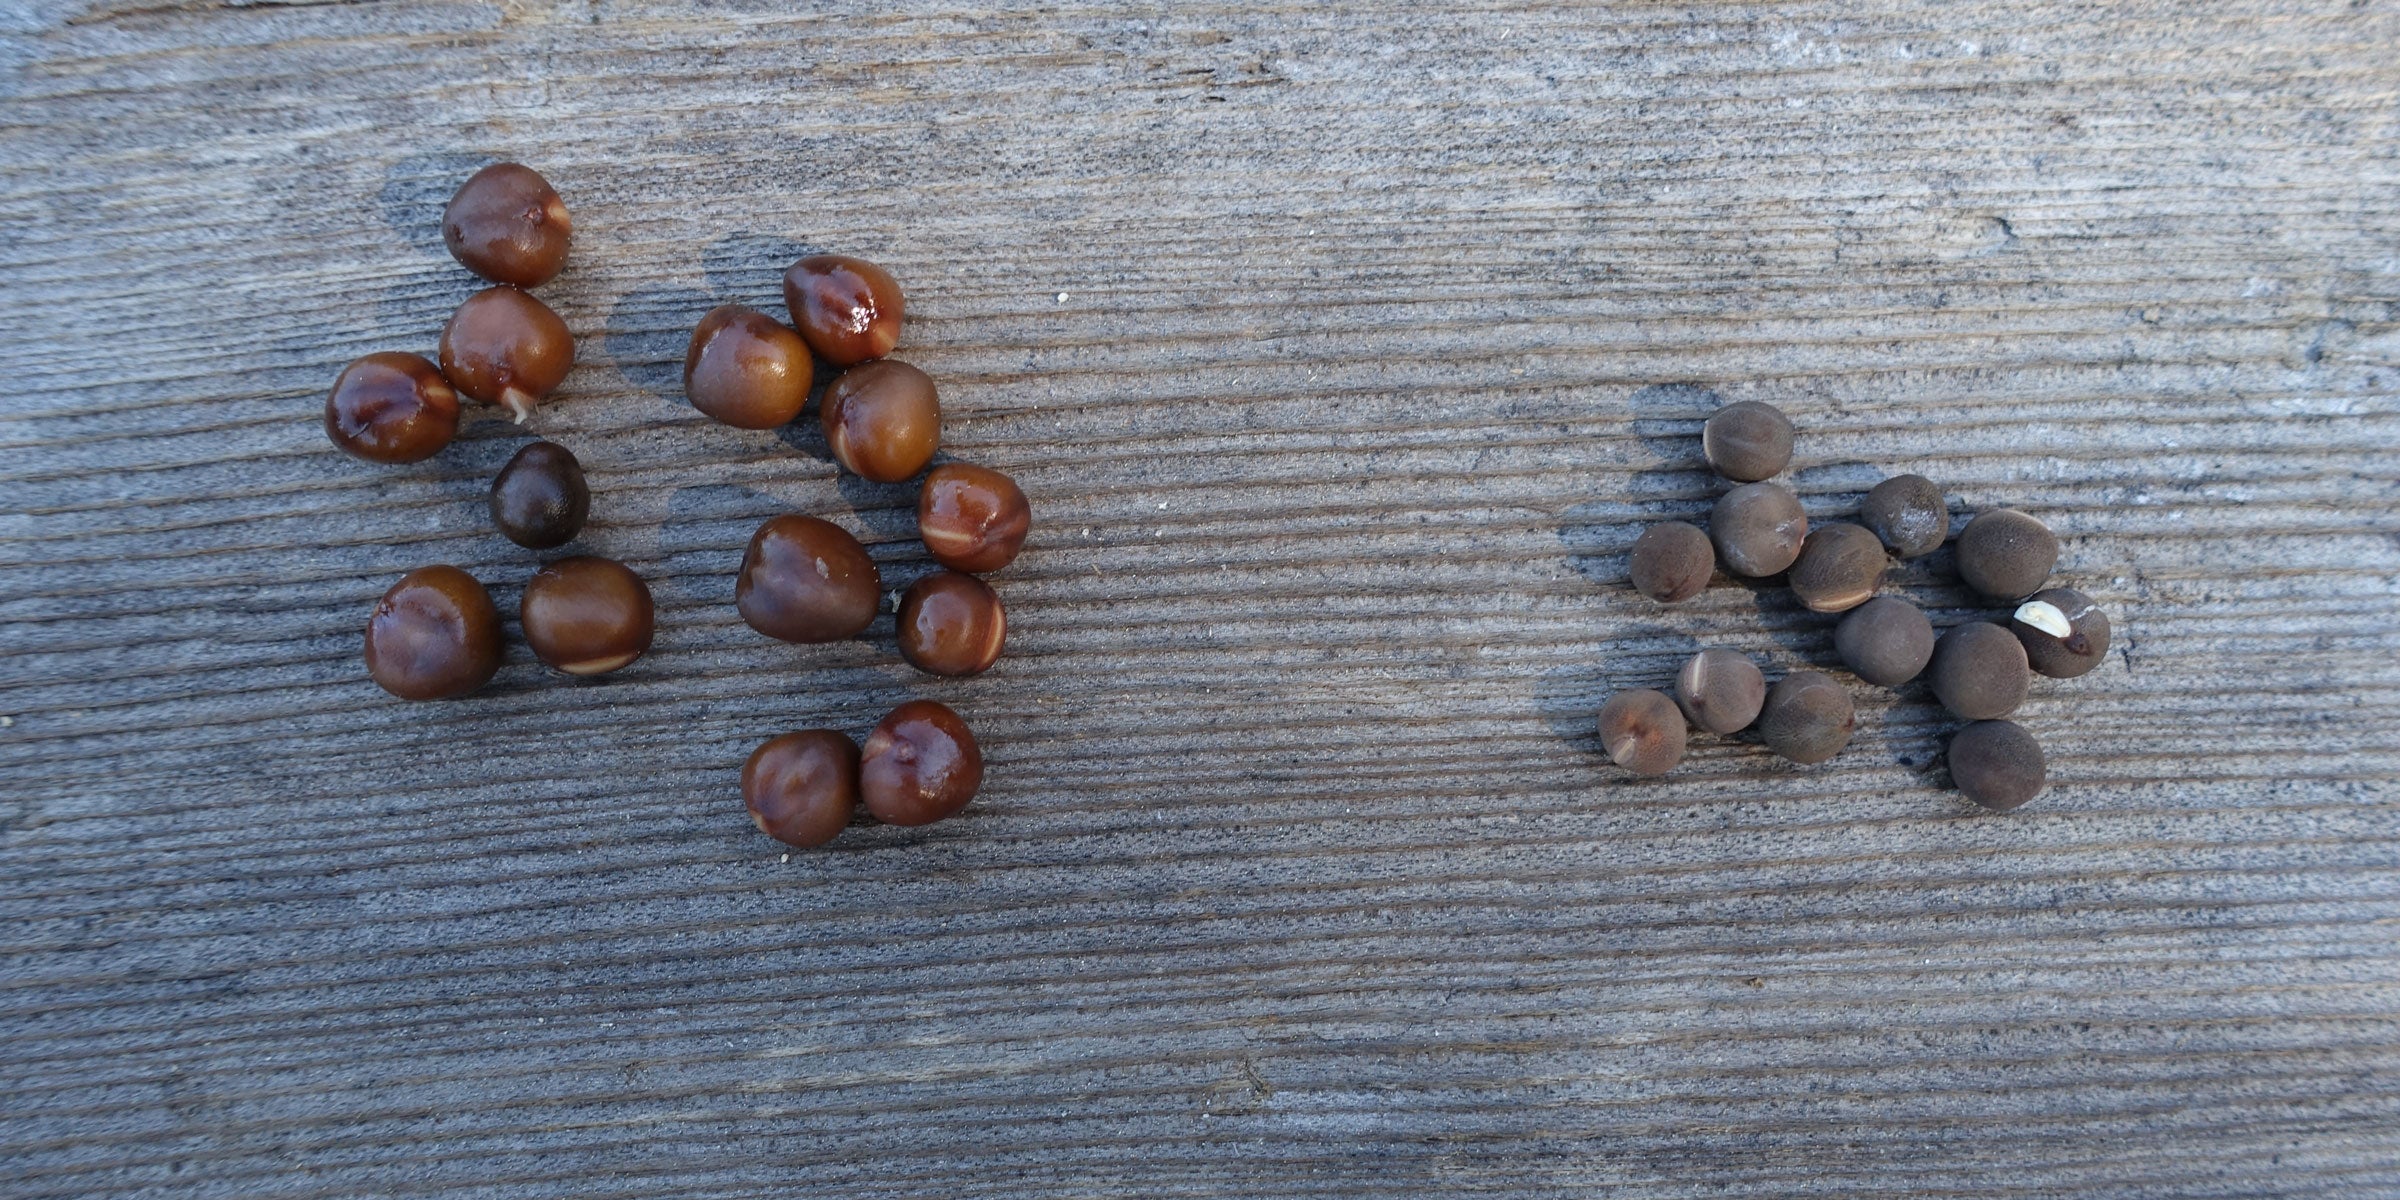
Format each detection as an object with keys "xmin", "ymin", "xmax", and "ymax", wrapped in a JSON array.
[{"xmin": 5, "ymin": 1, "xmax": 2400, "ymax": 1196}]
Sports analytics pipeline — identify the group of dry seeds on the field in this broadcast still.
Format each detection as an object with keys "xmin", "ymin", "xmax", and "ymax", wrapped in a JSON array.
[
  {"xmin": 323, "ymin": 163, "xmax": 1032, "ymax": 849},
  {"xmin": 1600, "ymin": 399, "xmax": 2110, "ymax": 812}
]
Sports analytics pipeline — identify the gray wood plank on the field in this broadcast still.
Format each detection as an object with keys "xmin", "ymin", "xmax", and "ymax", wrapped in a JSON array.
[{"xmin": 3, "ymin": 1, "xmax": 2399, "ymax": 1196}]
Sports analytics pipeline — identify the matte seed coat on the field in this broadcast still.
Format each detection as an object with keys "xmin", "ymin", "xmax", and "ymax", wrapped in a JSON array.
[
  {"xmin": 1928, "ymin": 621, "xmax": 2032, "ymax": 719},
  {"xmin": 1788, "ymin": 522, "xmax": 1887, "ymax": 613},
  {"xmin": 1758, "ymin": 671, "xmax": 1856, "ymax": 764},
  {"xmin": 1598, "ymin": 689, "xmax": 1687, "ymax": 775},
  {"xmin": 1701, "ymin": 401, "xmax": 1794, "ymax": 482},
  {"xmin": 1862, "ymin": 474, "xmax": 1949, "ymax": 558},
  {"xmin": 1835, "ymin": 596, "xmax": 1935, "ymax": 686},
  {"xmin": 1674, "ymin": 648, "xmax": 1766, "ymax": 734},
  {"xmin": 2013, "ymin": 587, "xmax": 2111, "ymax": 679},
  {"xmin": 1950, "ymin": 719, "xmax": 2048, "ymax": 812},
  {"xmin": 1629, "ymin": 521, "xmax": 1714, "ymax": 603},
  {"xmin": 1956, "ymin": 508, "xmax": 2059, "ymax": 600},
  {"xmin": 1710, "ymin": 482, "xmax": 1809, "ymax": 577}
]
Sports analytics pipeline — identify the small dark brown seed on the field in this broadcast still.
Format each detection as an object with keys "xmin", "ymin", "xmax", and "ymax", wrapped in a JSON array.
[
  {"xmin": 1701, "ymin": 400, "xmax": 1794, "ymax": 482},
  {"xmin": 918, "ymin": 463, "xmax": 1032, "ymax": 574},
  {"xmin": 822, "ymin": 360, "xmax": 941, "ymax": 482},
  {"xmin": 324, "ymin": 352, "xmax": 459, "ymax": 464},
  {"xmin": 1710, "ymin": 482, "xmax": 1809, "ymax": 577},
  {"xmin": 1757, "ymin": 670, "xmax": 1856, "ymax": 765},
  {"xmin": 743, "ymin": 730, "xmax": 861, "ymax": 848},
  {"xmin": 1861, "ymin": 473, "xmax": 1949, "ymax": 558},
  {"xmin": 2012, "ymin": 587, "xmax": 2111, "ymax": 679},
  {"xmin": 488, "ymin": 441, "xmax": 588, "ymax": 549},
  {"xmin": 897, "ymin": 571, "xmax": 1007, "ymax": 677},
  {"xmin": 520, "ymin": 556, "xmax": 653, "ymax": 676},
  {"xmin": 783, "ymin": 254, "xmax": 905, "ymax": 366},
  {"xmin": 439, "ymin": 286, "xmax": 574, "ymax": 424},
  {"xmin": 1955, "ymin": 508, "xmax": 2058, "ymax": 600},
  {"xmin": 1834, "ymin": 596, "xmax": 1935, "ymax": 687},
  {"xmin": 1674, "ymin": 649, "xmax": 1766, "ymax": 734},
  {"xmin": 363, "ymin": 566, "xmax": 502, "ymax": 701},
  {"xmin": 1787, "ymin": 522, "xmax": 1887, "ymax": 613},
  {"xmin": 861, "ymin": 700, "xmax": 982, "ymax": 826},
  {"xmin": 684, "ymin": 304, "xmax": 813, "ymax": 429},
  {"xmin": 1597, "ymin": 689, "xmax": 1687, "ymax": 775},
  {"xmin": 735, "ymin": 515, "xmax": 881, "ymax": 644},
  {"xmin": 442, "ymin": 163, "xmax": 571, "ymax": 288},
  {"xmin": 1949, "ymin": 719, "xmax": 2047, "ymax": 812},
  {"xmin": 1928, "ymin": 621, "xmax": 2031, "ymax": 720},
  {"xmin": 1629, "ymin": 521, "xmax": 1714, "ymax": 603}
]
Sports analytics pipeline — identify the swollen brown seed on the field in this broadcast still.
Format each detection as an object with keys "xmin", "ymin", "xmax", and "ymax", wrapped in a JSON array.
[
  {"xmin": 2012, "ymin": 587, "xmax": 2111, "ymax": 679},
  {"xmin": 488, "ymin": 441, "xmax": 588, "ymax": 549},
  {"xmin": 1674, "ymin": 648, "xmax": 1766, "ymax": 734},
  {"xmin": 441, "ymin": 163, "xmax": 571, "ymax": 288},
  {"xmin": 1948, "ymin": 719, "xmax": 2047, "ymax": 812},
  {"xmin": 1787, "ymin": 522, "xmax": 1887, "ymax": 613},
  {"xmin": 1701, "ymin": 400, "xmax": 1794, "ymax": 482},
  {"xmin": 1862, "ymin": 473, "xmax": 1948, "ymax": 558},
  {"xmin": 520, "ymin": 556, "xmax": 653, "ymax": 676},
  {"xmin": 1757, "ymin": 670, "xmax": 1856, "ymax": 765},
  {"xmin": 1955, "ymin": 508, "xmax": 2058, "ymax": 600},
  {"xmin": 897, "ymin": 571, "xmax": 1007, "ymax": 677},
  {"xmin": 1629, "ymin": 521, "xmax": 1714, "ymax": 603},
  {"xmin": 363, "ymin": 565, "xmax": 502, "ymax": 701},
  {"xmin": 783, "ymin": 254, "xmax": 905, "ymax": 366},
  {"xmin": 1710, "ymin": 482, "xmax": 1808, "ymax": 577},
  {"xmin": 324, "ymin": 352, "xmax": 459, "ymax": 464},
  {"xmin": 822, "ymin": 360, "xmax": 940, "ymax": 482},
  {"xmin": 735, "ymin": 515, "xmax": 881, "ymax": 643},
  {"xmin": 918, "ymin": 462, "xmax": 1032, "ymax": 574},
  {"xmin": 683, "ymin": 304, "xmax": 813, "ymax": 429},
  {"xmin": 861, "ymin": 700, "xmax": 983, "ymax": 826},
  {"xmin": 439, "ymin": 286, "xmax": 574, "ymax": 424},
  {"xmin": 1928, "ymin": 621, "xmax": 2031, "ymax": 720},
  {"xmin": 1834, "ymin": 595, "xmax": 1935, "ymax": 687},
  {"xmin": 742, "ymin": 730, "xmax": 861, "ymax": 848},
  {"xmin": 1597, "ymin": 689, "xmax": 1686, "ymax": 775}
]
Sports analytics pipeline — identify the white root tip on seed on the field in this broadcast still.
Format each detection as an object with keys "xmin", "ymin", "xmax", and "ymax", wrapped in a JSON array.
[{"xmin": 2014, "ymin": 598, "xmax": 2072, "ymax": 638}]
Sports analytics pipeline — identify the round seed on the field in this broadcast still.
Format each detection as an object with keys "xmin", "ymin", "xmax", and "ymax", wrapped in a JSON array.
[
  {"xmin": 1787, "ymin": 522, "xmax": 1887, "ymax": 613},
  {"xmin": 1955, "ymin": 508, "xmax": 2058, "ymax": 600},
  {"xmin": 684, "ymin": 304, "xmax": 812, "ymax": 429},
  {"xmin": 1834, "ymin": 595, "xmax": 1935, "ymax": 686},
  {"xmin": 1674, "ymin": 648, "xmax": 1766, "ymax": 734},
  {"xmin": 2012, "ymin": 587, "xmax": 2111, "ymax": 679},
  {"xmin": 1928, "ymin": 621, "xmax": 2031, "ymax": 720},
  {"xmin": 1701, "ymin": 400, "xmax": 1794, "ymax": 482},
  {"xmin": 1629, "ymin": 521, "xmax": 1714, "ymax": 603},
  {"xmin": 1861, "ymin": 473, "xmax": 1948, "ymax": 558},
  {"xmin": 441, "ymin": 163, "xmax": 571, "ymax": 288},
  {"xmin": 363, "ymin": 566, "xmax": 502, "ymax": 701},
  {"xmin": 743, "ymin": 730, "xmax": 861, "ymax": 849},
  {"xmin": 918, "ymin": 462, "xmax": 1032, "ymax": 574},
  {"xmin": 861, "ymin": 700, "xmax": 983, "ymax": 826},
  {"xmin": 1949, "ymin": 719, "xmax": 2047, "ymax": 812},
  {"xmin": 323, "ymin": 352, "xmax": 459, "ymax": 464},
  {"xmin": 735, "ymin": 515, "xmax": 881, "ymax": 644},
  {"xmin": 1597, "ymin": 689, "xmax": 1686, "ymax": 775},
  {"xmin": 1710, "ymin": 482, "xmax": 1808, "ymax": 577},
  {"xmin": 520, "ymin": 555, "xmax": 654, "ymax": 676},
  {"xmin": 488, "ymin": 441, "xmax": 588, "ymax": 549},
  {"xmin": 439, "ymin": 286, "xmax": 573, "ymax": 424},
  {"xmin": 1757, "ymin": 671, "xmax": 1855, "ymax": 764}
]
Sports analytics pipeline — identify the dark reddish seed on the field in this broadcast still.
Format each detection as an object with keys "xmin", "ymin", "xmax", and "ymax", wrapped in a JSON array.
[
  {"xmin": 1928, "ymin": 621, "xmax": 2031, "ymax": 720},
  {"xmin": 735, "ymin": 515, "xmax": 881, "ymax": 644},
  {"xmin": 684, "ymin": 304, "xmax": 813, "ymax": 430},
  {"xmin": 822, "ymin": 360, "xmax": 941, "ymax": 482},
  {"xmin": 1834, "ymin": 595, "xmax": 1935, "ymax": 687},
  {"xmin": 1949, "ymin": 719, "xmax": 2047, "ymax": 812},
  {"xmin": 442, "ymin": 163, "xmax": 572, "ymax": 288},
  {"xmin": 520, "ymin": 556, "xmax": 653, "ymax": 676},
  {"xmin": 1787, "ymin": 522, "xmax": 1887, "ymax": 614},
  {"xmin": 1862, "ymin": 474, "xmax": 1948, "ymax": 558},
  {"xmin": 488, "ymin": 441, "xmax": 588, "ymax": 549},
  {"xmin": 439, "ymin": 286, "xmax": 574, "ymax": 424},
  {"xmin": 1674, "ymin": 648, "xmax": 1766, "ymax": 734},
  {"xmin": 918, "ymin": 462, "xmax": 1032, "ymax": 574},
  {"xmin": 2012, "ymin": 587, "xmax": 2111, "ymax": 679},
  {"xmin": 897, "ymin": 571, "xmax": 1007, "ymax": 677},
  {"xmin": 324, "ymin": 352, "xmax": 459, "ymax": 464},
  {"xmin": 1629, "ymin": 521, "xmax": 1714, "ymax": 603},
  {"xmin": 1710, "ymin": 482, "xmax": 1808, "ymax": 577},
  {"xmin": 783, "ymin": 254, "xmax": 905, "ymax": 366},
  {"xmin": 1597, "ymin": 689, "xmax": 1687, "ymax": 775},
  {"xmin": 363, "ymin": 566, "xmax": 502, "ymax": 701},
  {"xmin": 1701, "ymin": 400, "xmax": 1794, "ymax": 482},
  {"xmin": 1954, "ymin": 508, "xmax": 2058, "ymax": 600},
  {"xmin": 1757, "ymin": 671, "xmax": 1855, "ymax": 765},
  {"xmin": 861, "ymin": 700, "xmax": 983, "ymax": 826},
  {"xmin": 743, "ymin": 730, "xmax": 861, "ymax": 848}
]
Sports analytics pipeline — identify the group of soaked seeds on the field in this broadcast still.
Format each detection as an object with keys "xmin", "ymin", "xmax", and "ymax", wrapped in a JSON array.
[
  {"xmin": 327, "ymin": 163, "xmax": 1030, "ymax": 850},
  {"xmin": 1606, "ymin": 398, "xmax": 2110, "ymax": 812},
  {"xmin": 688, "ymin": 254, "xmax": 1031, "ymax": 846}
]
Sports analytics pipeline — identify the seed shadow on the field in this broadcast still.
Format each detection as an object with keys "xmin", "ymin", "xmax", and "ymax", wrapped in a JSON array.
[
  {"xmin": 600, "ymin": 282, "xmax": 717, "ymax": 409},
  {"xmin": 378, "ymin": 150, "xmax": 490, "ymax": 260},
  {"xmin": 1559, "ymin": 382, "xmax": 1724, "ymax": 592},
  {"xmin": 1534, "ymin": 627, "xmax": 1703, "ymax": 754},
  {"xmin": 702, "ymin": 231, "xmax": 823, "ymax": 311}
]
